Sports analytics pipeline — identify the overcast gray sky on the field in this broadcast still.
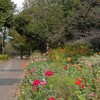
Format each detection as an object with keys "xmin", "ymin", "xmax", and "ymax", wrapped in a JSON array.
[{"xmin": 12, "ymin": 0, "xmax": 25, "ymax": 8}]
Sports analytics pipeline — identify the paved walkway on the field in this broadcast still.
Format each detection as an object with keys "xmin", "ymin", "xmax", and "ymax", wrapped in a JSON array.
[{"xmin": 0, "ymin": 59, "xmax": 28, "ymax": 100}]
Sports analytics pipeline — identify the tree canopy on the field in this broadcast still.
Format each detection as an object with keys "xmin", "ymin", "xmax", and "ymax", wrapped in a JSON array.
[
  {"xmin": 0, "ymin": 0, "xmax": 15, "ymax": 29},
  {"xmin": 0, "ymin": 0, "xmax": 99, "ymax": 55}
]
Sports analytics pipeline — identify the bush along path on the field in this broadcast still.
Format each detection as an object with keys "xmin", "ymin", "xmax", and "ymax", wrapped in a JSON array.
[{"xmin": 17, "ymin": 50, "xmax": 100, "ymax": 100}]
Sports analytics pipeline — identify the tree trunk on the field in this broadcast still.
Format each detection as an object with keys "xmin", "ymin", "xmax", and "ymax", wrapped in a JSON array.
[
  {"xmin": 46, "ymin": 43, "xmax": 49, "ymax": 53},
  {"xmin": 29, "ymin": 46, "xmax": 32, "ymax": 56},
  {"xmin": 0, "ymin": 45, "xmax": 2, "ymax": 54},
  {"xmin": 20, "ymin": 46, "xmax": 23, "ymax": 59}
]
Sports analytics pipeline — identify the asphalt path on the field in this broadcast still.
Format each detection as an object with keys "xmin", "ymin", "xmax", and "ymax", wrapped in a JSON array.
[{"xmin": 0, "ymin": 59, "xmax": 28, "ymax": 100}]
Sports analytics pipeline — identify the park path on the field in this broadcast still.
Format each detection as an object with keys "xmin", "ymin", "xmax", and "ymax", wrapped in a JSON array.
[{"xmin": 0, "ymin": 59, "xmax": 28, "ymax": 100}]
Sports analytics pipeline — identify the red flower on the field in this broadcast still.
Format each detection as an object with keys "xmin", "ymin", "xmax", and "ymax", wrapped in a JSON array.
[
  {"xmin": 75, "ymin": 78, "xmax": 82, "ymax": 85},
  {"xmin": 78, "ymin": 78, "xmax": 82, "ymax": 83},
  {"xmin": 33, "ymin": 79, "xmax": 41, "ymax": 86},
  {"xmin": 63, "ymin": 66, "xmax": 68, "ymax": 69},
  {"xmin": 34, "ymin": 87, "xmax": 37, "ymax": 91},
  {"xmin": 45, "ymin": 70, "xmax": 54, "ymax": 77},
  {"xmin": 48, "ymin": 97, "xmax": 56, "ymax": 100},
  {"xmin": 81, "ymin": 84, "xmax": 85, "ymax": 89},
  {"xmin": 75, "ymin": 81, "xmax": 81, "ymax": 85},
  {"xmin": 69, "ymin": 64, "xmax": 72, "ymax": 66}
]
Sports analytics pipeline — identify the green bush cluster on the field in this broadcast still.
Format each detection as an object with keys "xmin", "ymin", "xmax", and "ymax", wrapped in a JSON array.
[
  {"xmin": 46, "ymin": 40, "xmax": 93, "ymax": 64},
  {"xmin": 0, "ymin": 55, "xmax": 9, "ymax": 60},
  {"xmin": 65, "ymin": 40, "xmax": 93, "ymax": 57}
]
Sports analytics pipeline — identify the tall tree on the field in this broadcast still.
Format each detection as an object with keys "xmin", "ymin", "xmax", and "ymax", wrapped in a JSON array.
[
  {"xmin": 0, "ymin": 0, "xmax": 15, "ymax": 54},
  {"xmin": 14, "ymin": 0, "xmax": 100, "ymax": 53},
  {"xmin": 0, "ymin": 0, "xmax": 15, "ymax": 29},
  {"xmin": 22, "ymin": 0, "xmax": 65, "ymax": 52}
]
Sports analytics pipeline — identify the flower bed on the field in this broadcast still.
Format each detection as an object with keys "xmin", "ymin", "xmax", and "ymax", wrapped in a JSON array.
[{"xmin": 17, "ymin": 51, "xmax": 100, "ymax": 100}]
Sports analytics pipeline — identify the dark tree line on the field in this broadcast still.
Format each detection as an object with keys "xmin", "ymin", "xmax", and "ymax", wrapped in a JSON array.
[{"xmin": 0, "ymin": 0, "xmax": 100, "ymax": 56}]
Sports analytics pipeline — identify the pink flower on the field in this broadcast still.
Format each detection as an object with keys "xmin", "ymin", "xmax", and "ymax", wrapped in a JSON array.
[
  {"xmin": 35, "ymin": 59, "xmax": 38, "ymax": 62},
  {"xmin": 89, "ymin": 93, "xmax": 94, "ymax": 97},
  {"xmin": 45, "ymin": 70, "xmax": 54, "ymax": 77},
  {"xmin": 88, "ymin": 63, "xmax": 93, "ymax": 67},
  {"xmin": 42, "ymin": 53, "xmax": 46, "ymax": 56},
  {"xmin": 41, "ymin": 81, "xmax": 47, "ymax": 86},
  {"xmin": 48, "ymin": 97, "xmax": 56, "ymax": 100},
  {"xmin": 30, "ymin": 68, "xmax": 36, "ymax": 73},
  {"xmin": 33, "ymin": 79, "xmax": 41, "ymax": 86},
  {"xmin": 43, "ymin": 58, "xmax": 47, "ymax": 61}
]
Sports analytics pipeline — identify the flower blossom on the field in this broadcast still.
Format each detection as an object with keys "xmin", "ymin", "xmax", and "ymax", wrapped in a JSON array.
[
  {"xmin": 45, "ymin": 70, "xmax": 54, "ymax": 77},
  {"xmin": 41, "ymin": 81, "xmax": 47, "ymax": 86},
  {"xmin": 42, "ymin": 53, "xmax": 46, "ymax": 56},
  {"xmin": 67, "ymin": 57, "xmax": 71, "ymax": 62},
  {"xmin": 81, "ymin": 84, "xmax": 85, "ymax": 89},
  {"xmin": 89, "ymin": 93, "xmax": 95, "ymax": 97},
  {"xmin": 43, "ymin": 58, "xmax": 47, "ymax": 61},
  {"xmin": 48, "ymin": 97, "xmax": 56, "ymax": 100},
  {"xmin": 75, "ymin": 78, "xmax": 82, "ymax": 85},
  {"xmin": 30, "ymin": 68, "xmax": 36, "ymax": 73},
  {"xmin": 63, "ymin": 66, "xmax": 68, "ymax": 69},
  {"xmin": 33, "ymin": 79, "xmax": 41, "ymax": 86}
]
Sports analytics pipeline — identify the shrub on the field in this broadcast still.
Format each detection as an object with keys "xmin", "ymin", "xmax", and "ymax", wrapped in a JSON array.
[
  {"xmin": 0, "ymin": 54, "xmax": 9, "ymax": 60},
  {"xmin": 65, "ymin": 39, "xmax": 93, "ymax": 58},
  {"xmin": 47, "ymin": 48, "xmax": 66, "ymax": 62}
]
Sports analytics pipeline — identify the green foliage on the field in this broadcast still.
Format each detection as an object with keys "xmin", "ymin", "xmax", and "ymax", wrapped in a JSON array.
[
  {"xmin": 14, "ymin": 0, "xmax": 66, "ymax": 53},
  {"xmin": 46, "ymin": 40, "xmax": 93, "ymax": 63},
  {"xmin": 0, "ymin": 0, "xmax": 15, "ymax": 29},
  {"xmin": 65, "ymin": 39, "xmax": 93, "ymax": 58},
  {"xmin": 13, "ymin": 0, "xmax": 100, "ymax": 52},
  {"xmin": 0, "ymin": 54, "xmax": 9, "ymax": 60},
  {"xmin": 3, "ymin": 42, "xmax": 17, "ymax": 56}
]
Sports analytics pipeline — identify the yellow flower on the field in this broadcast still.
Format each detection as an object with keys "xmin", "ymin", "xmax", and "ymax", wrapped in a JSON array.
[{"xmin": 56, "ymin": 56, "xmax": 59, "ymax": 60}]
